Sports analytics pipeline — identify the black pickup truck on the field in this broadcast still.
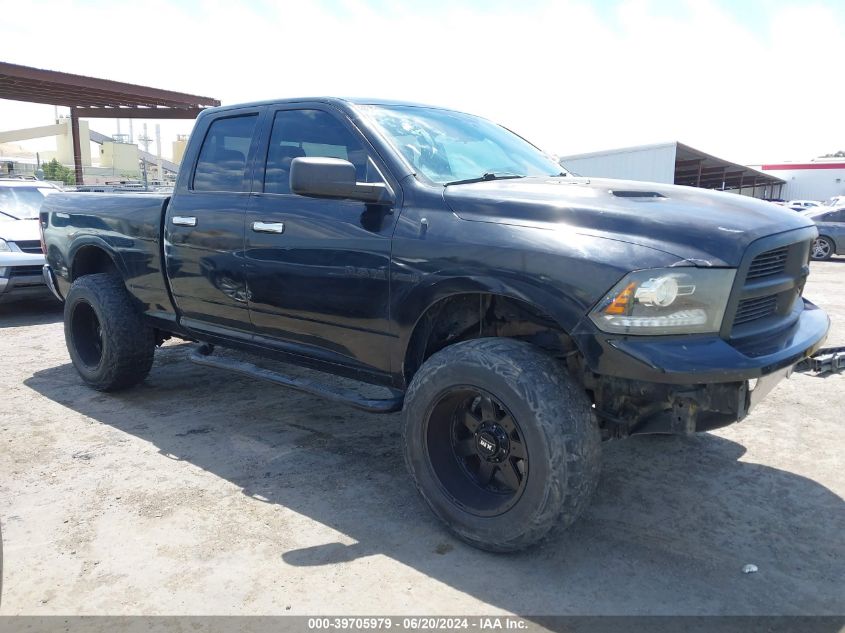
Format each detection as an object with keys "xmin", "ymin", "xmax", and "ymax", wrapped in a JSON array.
[{"xmin": 41, "ymin": 98, "xmax": 830, "ymax": 551}]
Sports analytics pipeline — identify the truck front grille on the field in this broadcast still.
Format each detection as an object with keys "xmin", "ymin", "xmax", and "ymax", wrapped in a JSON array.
[
  {"xmin": 746, "ymin": 246, "xmax": 788, "ymax": 280},
  {"xmin": 733, "ymin": 295, "xmax": 778, "ymax": 326},
  {"xmin": 723, "ymin": 230, "xmax": 814, "ymax": 339}
]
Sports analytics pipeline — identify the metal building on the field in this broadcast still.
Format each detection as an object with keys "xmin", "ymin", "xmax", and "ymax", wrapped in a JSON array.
[
  {"xmin": 559, "ymin": 141, "xmax": 785, "ymax": 200},
  {"xmin": 749, "ymin": 160, "xmax": 845, "ymax": 202}
]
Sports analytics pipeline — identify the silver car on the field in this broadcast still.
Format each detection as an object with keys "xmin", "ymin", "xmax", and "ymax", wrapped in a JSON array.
[
  {"xmin": 0, "ymin": 179, "xmax": 60, "ymax": 303},
  {"xmin": 806, "ymin": 205, "xmax": 845, "ymax": 260}
]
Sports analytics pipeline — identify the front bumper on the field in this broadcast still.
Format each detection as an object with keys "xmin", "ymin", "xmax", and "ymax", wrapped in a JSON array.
[
  {"xmin": 0, "ymin": 253, "xmax": 53, "ymax": 303},
  {"xmin": 573, "ymin": 299, "xmax": 829, "ymax": 385},
  {"xmin": 573, "ymin": 299, "xmax": 830, "ymax": 436},
  {"xmin": 42, "ymin": 264, "xmax": 64, "ymax": 302}
]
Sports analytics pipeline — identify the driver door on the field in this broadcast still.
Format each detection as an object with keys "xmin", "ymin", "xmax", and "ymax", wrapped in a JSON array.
[{"xmin": 244, "ymin": 105, "xmax": 399, "ymax": 377}]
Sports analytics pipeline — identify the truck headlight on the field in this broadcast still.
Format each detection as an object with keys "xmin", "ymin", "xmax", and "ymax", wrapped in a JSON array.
[
  {"xmin": 0, "ymin": 239, "xmax": 9, "ymax": 252},
  {"xmin": 590, "ymin": 268, "xmax": 736, "ymax": 335}
]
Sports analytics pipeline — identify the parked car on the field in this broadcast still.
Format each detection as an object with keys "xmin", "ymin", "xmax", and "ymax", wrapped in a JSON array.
[
  {"xmin": 0, "ymin": 178, "xmax": 60, "ymax": 303},
  {"xmin": 823, "ymin": 195, "xmax": 845, "ymax": 207},
  {"xmin": 786, "ymin": 199, "xmax": 822, "ymax": 212},
  {"xmin": 805, "ymin": 205, "xmax": 845, "ymax": 260},
  {"xmin": 41, "ymin": 98, "xmax": 830, "ymax": 552}
]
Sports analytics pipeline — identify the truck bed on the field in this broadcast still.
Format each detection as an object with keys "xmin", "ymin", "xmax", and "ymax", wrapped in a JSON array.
[{"xmin": 41, "ymin": 192, "xmax": 173, "ymax": 322}]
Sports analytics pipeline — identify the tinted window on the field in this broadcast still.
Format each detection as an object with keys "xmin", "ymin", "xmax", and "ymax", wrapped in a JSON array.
[
  {"xmin": 193, "ymin": 115, "xmax": 258, "ymax": 192},
  {"xmin": 263, "ymin": 109, "xmax": 379, "ymax": 195}
]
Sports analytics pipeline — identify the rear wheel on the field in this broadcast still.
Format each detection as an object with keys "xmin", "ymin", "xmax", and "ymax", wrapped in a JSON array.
[
  {"xmin": 403, "ymin": 338, "xmax": 601, "ymax": 552},
  {"xmin": 811, "ymin": 236, "xmax": 834, "ymax": 261},
  {"xmin": 64, "ymin": 273, "xmax": 155, "ymax": 391}
]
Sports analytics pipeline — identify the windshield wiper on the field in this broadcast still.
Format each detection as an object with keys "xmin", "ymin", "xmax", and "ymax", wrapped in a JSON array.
[
  {"xmin": 0, "ymin": 209, "xmax": 18, "ymax": 220},
  {"xmin": 444, "ymin": 172, "xmax": 525, "ymax": 186}
]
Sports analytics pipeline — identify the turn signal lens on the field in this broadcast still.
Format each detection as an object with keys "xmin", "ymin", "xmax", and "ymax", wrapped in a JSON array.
[{"xmin": 605, "ymin": 282, "xmax": 637, "ymax": 315}]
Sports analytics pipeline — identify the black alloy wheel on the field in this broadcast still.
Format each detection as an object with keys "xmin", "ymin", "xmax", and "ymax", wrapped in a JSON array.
[
  {"xmin": 70, "ymin": 300, "xmax": 104, "ymax": 368},
  {"xmin": 426, "ymin": 388, "xmax": 528, "ymax": 517},
  {"xmin": 402, "ymin": 338, "xmax": 601, "ymax": 552}
]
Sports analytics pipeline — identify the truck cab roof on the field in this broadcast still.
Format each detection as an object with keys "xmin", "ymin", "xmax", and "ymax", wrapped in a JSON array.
[{"xmin": 201, "ymin": 97, "xmax": 461, "ymax": 116}]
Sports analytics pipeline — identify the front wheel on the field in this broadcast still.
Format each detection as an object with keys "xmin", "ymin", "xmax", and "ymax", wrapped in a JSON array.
[
  {"xmin": 402, "ymin": 338, "xmax": 601, "ymax": 552},
  {"xmin": 811, "ymin": 236, "xmax": 834, "ymax": 261},
  {"xmin": 64, "ymin": 273, "xmax": 155, "ymax": 391}
]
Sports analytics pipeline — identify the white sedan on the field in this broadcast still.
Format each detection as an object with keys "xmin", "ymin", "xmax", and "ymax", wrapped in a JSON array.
[
  {"xmin": 0, "ymin": 179, "xmax": 61, "ymax": 303},
  {"xmin": 786, "ymin": 199, "xmax": 822, "ymax": 212}
]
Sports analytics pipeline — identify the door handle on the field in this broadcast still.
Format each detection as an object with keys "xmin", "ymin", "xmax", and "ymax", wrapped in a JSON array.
[
  {"xmin": 172, "ymin": 216, "xmax": 197, "ymax": 227},
  {"xmin": 252, "ymin": 221, "xmax": 285, "ymax": 234}
]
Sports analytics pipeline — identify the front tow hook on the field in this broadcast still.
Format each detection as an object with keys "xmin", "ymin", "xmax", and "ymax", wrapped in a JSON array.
[{"xmin": 794, "ymin": 347, "xmax": 845, "ymax": 376}]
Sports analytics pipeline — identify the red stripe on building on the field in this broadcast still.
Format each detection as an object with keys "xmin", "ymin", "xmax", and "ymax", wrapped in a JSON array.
[{"xmin": 762, "ymin": 163, "xmax": 845, "ymax": 170}]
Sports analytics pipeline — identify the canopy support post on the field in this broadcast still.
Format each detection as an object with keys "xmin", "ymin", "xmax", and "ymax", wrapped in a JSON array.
[{"xmin": 70, "ymin": 107, "xmax": 83, "ymax": 185}]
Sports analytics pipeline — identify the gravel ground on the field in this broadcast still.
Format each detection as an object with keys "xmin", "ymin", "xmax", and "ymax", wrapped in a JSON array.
[{"xmin": 0, "ymin": 261, "xmax": 843, "ymax": 617}]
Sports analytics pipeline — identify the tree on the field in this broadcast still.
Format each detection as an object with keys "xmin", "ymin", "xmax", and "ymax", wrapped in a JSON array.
[
  {"xmin": 41, "ymin": 158, "xmax": 76, "ymax": 185},
  {"xmin": 821, "ymin": 150, "xmax": 845, "ymax": 158}
]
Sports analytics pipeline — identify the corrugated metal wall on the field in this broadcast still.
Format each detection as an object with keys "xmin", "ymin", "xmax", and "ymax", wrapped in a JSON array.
[
  {"xmin": 754, "ymin": 166, "xmax": 845, "ymax": 201},
  {"xmin": 559, "ymin": 143, "xmax": 677, "ymax": 184}
]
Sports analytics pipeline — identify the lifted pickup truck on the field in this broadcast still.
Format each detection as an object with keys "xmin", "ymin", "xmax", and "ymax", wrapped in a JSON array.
[{"xmin": 41, "ymin": 98, "xmax": 830, "ymax": 551}]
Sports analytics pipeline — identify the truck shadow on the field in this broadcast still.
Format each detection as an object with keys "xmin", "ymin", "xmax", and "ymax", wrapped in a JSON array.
[{"xmin": 23, "ymin": 343, "xmax": 845, "ymax": 617}]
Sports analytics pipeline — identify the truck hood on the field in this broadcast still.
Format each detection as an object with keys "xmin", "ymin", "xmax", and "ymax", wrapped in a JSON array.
[
  {"xmin": 0, "ymin": 218, "xmax": 41, "ymax": 243},
  {"xmin": 443, "ymin": 177, "xmax": 816, "ymax": 266}
]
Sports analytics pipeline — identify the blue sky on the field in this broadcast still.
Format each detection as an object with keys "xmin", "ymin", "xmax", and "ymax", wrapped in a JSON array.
[{"xmin": 0, "ymin": 0, "xmax": 842, "ymax": 163}]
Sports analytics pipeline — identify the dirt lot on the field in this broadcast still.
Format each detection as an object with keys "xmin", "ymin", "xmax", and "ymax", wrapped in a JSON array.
[{"xmin": 0, "ymin": 261, "xmax": 843, "ymax": 617}]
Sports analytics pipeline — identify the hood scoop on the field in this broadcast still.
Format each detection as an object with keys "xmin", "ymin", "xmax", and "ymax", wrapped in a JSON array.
[{"xmin": 610, "ymin": 190, "xmax": 666, "ymax": 200}]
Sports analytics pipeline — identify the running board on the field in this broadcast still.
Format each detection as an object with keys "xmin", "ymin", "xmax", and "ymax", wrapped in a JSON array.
[{"xmin": 188, "ymin": 345, "xmax": 404, "ymax": 413}]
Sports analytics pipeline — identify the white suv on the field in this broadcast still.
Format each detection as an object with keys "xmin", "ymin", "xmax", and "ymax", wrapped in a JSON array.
[{"xmin": 0, "ymin": 178, "xmax": 61, "ymax": 303}]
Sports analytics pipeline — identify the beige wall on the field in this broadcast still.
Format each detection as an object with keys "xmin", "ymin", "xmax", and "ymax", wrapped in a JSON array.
[
  {"xmin": 172, "ymin": 138, "xmax": 188, "ymax": 164},
  {"xmin": 99, "ymin": 141, "xmax": 139, "ymax": 174},
  {"xmin": 45, "ymin": 119, "xmax": 92, "ymax": 167}
]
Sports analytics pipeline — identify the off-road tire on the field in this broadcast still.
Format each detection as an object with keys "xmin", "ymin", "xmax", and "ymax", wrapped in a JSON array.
[
  {"xmin": 64, "ymin": 273, "xmax": 155, "ymax": 391},
  {"xmin": 402, "ymin": 338, "xmax": 601, "ymax": 552}
]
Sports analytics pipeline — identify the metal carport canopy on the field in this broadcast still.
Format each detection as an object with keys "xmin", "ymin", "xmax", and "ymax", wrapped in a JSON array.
[
  {"xmin": 673, "ymin": 142, "xmax": 784, "ymax": 197},
  {"xmin": 0, "ymin": 61, "xmax": 220, "ymax": 183}
]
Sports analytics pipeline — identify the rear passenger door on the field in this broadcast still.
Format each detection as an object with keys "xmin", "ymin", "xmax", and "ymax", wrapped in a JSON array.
[
  {"xmin": 244, "ymin": 105, "xmax": 399, "ymax": 377},
  {"xmin": 165, "ymin": 109, "xmax": 262, "ymax": 337}
]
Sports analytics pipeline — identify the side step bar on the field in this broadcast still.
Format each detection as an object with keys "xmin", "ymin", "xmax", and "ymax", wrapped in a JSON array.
[
  {"xmin": 794, "ymin": 346, "xmax": 845, "ymax": 376},
  {"xmin": 188, "ymin": 345, "xmax": 404, "ymax": 413}
]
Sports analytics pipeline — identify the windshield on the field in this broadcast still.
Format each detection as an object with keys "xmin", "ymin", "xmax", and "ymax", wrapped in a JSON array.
[
  {"xmin": 0, "ymin": 186, "xmax": 56, "ymax": 219},
  {"xmin": 360, "ymin": 105, "xmax": 564, "ymax": 185}
]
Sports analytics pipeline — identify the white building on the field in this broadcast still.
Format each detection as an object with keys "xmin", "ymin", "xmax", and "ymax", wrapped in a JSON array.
[
  {"xmin": 559, "ymin": 141, "xmax": 785, "ymax": 200},
  {"xmin": 748, "ymin": 159, "xmax": 845, "ymax": 202}
]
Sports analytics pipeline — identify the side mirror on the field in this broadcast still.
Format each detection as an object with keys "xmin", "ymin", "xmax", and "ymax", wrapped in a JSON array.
[{"xmin": 290, "ymin": 157, "xmax": 392, "ymax": 205}]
